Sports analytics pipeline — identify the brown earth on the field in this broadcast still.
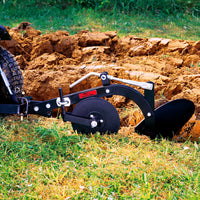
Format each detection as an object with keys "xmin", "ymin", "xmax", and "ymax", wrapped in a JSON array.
[{"xmin": 1, "ymin": 22, "xmax": 199, "ymax": 141}]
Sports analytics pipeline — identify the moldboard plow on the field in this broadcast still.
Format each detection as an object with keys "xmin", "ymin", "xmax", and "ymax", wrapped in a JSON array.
[{"xmin": 0, "ymin": 25, "xmax": 195, "ymax": 139}]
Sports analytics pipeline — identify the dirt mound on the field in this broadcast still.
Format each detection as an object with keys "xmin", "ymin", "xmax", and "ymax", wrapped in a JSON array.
[{"xmin": 0, "ymin": 23, "xmax": 199, "ymax": 140}]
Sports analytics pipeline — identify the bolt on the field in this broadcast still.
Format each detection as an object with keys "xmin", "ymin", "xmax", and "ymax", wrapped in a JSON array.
[
  {"xmin": 90, "ymin": 114, "xmax": 94, "ymax": 118},
  {"xmin": 100, "ymin": 119, "xmax": 104, "ymax": 123},
  {"xmin": 101, "ymin": 75, "xmax": 107, "ymax": 80},
  {"xmin": 147, "ymin": 112, "xmax": 151, "ymax": 117},
  {"xmin": 91, "ymin": 120, "xmax": 98, "ymax": 128},
  {"xmin": 34, "ymin": 106, "xmax": 39, "ymax": 112},
  {"xmin": 106, "ymin": 89, "xmax": 110, "ymax": 94},
  {"xmin": 46, "ymin": 103, "xmax": 51, "ymax": 109}
]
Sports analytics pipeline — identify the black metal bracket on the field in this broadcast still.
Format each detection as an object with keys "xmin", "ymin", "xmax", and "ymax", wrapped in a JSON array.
[
  {"xmin": 100, "ymin": 71, "xmax": 110, "ymax": 86},
  {"xmin": 59, "ymin": 87, "xmax": 66, "ymax": 117},
  {"xmin": 144, "ymin": 81, "xmax": 155, "ymax": 110}
]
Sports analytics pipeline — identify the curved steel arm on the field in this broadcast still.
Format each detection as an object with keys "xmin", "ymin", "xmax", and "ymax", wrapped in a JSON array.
[
  {"xmin": 70, "ymin": 72, "xmax": 153, "ymax": 90},
  {"xmin": 109, "ymin": 84, "xmax": 154, "ymax": 118},
  {"xmin": 108, "ymin": 84, "xmax": 155, "ymax": 132},
  {"xmin": 70, "ymin": 72, "xmax": 100, "ymax": 88}
]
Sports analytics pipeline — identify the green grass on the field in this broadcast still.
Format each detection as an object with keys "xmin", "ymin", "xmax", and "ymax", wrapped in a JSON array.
[
  {"xmin": 0, "ymin": 115, "xmax": 199, "ymax": 199},
  {"xmin": 0, "ymin": 3, "xmax": 200, "ymax": 40}
]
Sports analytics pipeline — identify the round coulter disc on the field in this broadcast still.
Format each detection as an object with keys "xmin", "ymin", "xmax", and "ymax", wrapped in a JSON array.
[{"xmin": 71, "ymin": 97, "xmax": 120, "ymax": 134}]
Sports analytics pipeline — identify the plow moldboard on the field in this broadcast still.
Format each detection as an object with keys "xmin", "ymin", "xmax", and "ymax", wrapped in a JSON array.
[{"xmin": 135, "ymin": 99, "xmax": 195, "ymax": 138}]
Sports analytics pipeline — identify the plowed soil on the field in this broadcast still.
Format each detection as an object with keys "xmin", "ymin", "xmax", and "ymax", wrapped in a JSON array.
[{"xmin": 1, "ymin": 23, "xmax": 199, "ymax": 141}]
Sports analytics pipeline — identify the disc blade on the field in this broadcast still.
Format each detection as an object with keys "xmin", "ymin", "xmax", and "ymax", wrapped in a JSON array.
[
  {"xmin": 71, "ymin": 97, "xmax": 120, "ymax": 134},
  {"xmin": 135, "ymin": 99, "xmax": 195, "ymax": 138}
]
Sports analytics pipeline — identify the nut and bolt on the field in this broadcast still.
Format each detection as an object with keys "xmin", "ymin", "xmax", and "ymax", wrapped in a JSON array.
[
  {"xmin": 34, "ymin": 106, "xmax": 39, "ymax": 112},
  {"xmin": 91, "ymin": 121, "xmax": 98, "ymax": 128},
  {"xmin": 46, "ymin": 103, "xmax": 51, "ymax": 109},
  {"xmin": 147, "ymin": 112, "xmax": 151, "ymax": 117},
  {"xmin": 106, "ymin": 89, "xmax": 110, "ymax": 94}
]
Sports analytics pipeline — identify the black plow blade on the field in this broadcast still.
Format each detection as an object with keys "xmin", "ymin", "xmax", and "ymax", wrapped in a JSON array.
[{"xmin": 135, "ymin": 99, "xmax": 195, "ymax": 138}]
